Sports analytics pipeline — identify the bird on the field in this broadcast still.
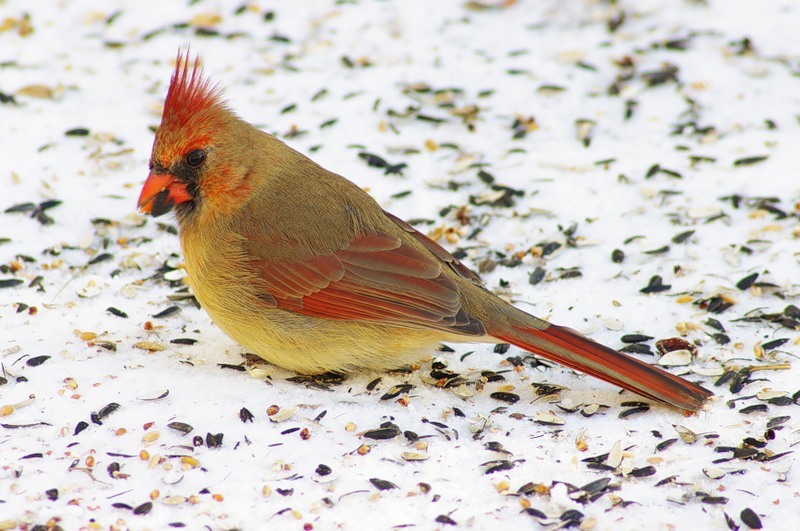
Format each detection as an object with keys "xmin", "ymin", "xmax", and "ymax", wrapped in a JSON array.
[{"xmin": 138, "ymin": 52, "xmax": 712, "ymax": 411}]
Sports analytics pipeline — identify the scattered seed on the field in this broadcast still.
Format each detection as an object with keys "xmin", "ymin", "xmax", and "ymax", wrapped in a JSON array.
[
  {"xmin": 641, "ymin": 275, "xmax": 671, "ymax": 293},
  {"xmin": 656, "ymin": 348, "xmax": 692, "ymax": 366},
  {"xmin": 482, "ymin": 460, "xmax": 515, "ymax": 474},
  {"xmin": 761, "ymin": 338, "xmax": 788, "ymax": 351},
  {"xmin": 733, "ymin": 156, "xmax": 768, "ymax": 166},
  {"xmin": 675, "ymin": 425, "xmax": 698, "ymax": 444},
  {"xmin": 92, "ymin": 402, "xmax": 120, "ymax": 424},
  {"xmin": 106, "ymin": 306, "xmax": 128, "ymax": 318},
  {"xmin": 620, "ymin": 343, "xmax": 654, "ymax": 355},
  {"xmin": 239, "ymin": 407, "xmax": 254, "ymax": 423},
  {"xmin": 133, "ymin": 342, "xmax": 164, "ymax": 352},
  {"xmin": 736, "ymin": 273, "xmax": 759, "ymax": 290},
  {"xmin": 740, "ymin": 508, "xmax": 762, "ymax": 529},
  {"xmin": 152, "ymin": 306, "xmax": 181, "ymax": 318},
  {"xmin": 206, "ymin": 432, "xmax": 224, "ymax": 448},
  {"xmin": 167, "ymin": 339, "xmax": 197, "ymax": 348},
  {"xmin": 65, "ymin": 127, "xmax": 90, "ymax": 136},
  {"xmin": 619, "ymin": 405, "xmax": 650, "ymax": 418},
  {"xmin": 167, "ymin": 422, "xmax": 193, "ymax": 435},
  {"xmin": 369, "ymin": 477, "xmax": 398, "ymax": 491},
  {"xmin": 656, "ymin": 438, "xmax": 678, "ymax": 452},
  {"xmin": 269, "ymin": 405, "xmax": 299, "ymax": 423},
  {"xmin": 25, "ymin": 355, "xmax": 51, "ymax": 367},
  {"xmin": 629, "ymin": 465, "xmax": 656, "ymax": 477},
  {"xmin": 621, "ymin": 334, "xmax": 654, "ymax": 344},
  {"xmin": 490, "ymin": 391, "xmax": 519, "ymax": 404},
  {"xmin": 532, "ymin": 411, "xmax": 565, "ymax": 425},
  {"xmin": 739, "ymin": 404, "xmax": 768, "ymax": 414},
  {"xmin": 435, "ymin": 515, "xmax": 457, "ymax": 526},
  {"xmin": 133, "ymin": 501, "xmax": 153, "ymax": 515},
  {"xmin": 529, "ymin": 266, "xmax": 545, "ymax": 285},
  {"xmin": 672, "ymin": 230, "xmax": 695, "ymax": 244},
  {"xmin": 363, "ymin": 425, "xmax": 401, "ymax": 440},
  {"xmin": 381, "ymin": 384, "xmax": 414, "ymax": 400},
  {"xmin": 137, "ymin": 389, "xmax": 169, "ymax": 401}
]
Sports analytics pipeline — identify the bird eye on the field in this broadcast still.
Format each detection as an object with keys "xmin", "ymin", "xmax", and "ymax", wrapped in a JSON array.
[{"xmin": 185, "ymin": 149, "xmax": 206, "ymax": 167}]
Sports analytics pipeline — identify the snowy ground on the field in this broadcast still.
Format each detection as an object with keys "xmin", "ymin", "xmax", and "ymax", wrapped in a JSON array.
[{"xmin": 1, "ymin": 0, "xmax": 799, "ymax": 529}]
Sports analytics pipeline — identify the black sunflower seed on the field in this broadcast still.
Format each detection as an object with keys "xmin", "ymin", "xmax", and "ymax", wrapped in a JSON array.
[
  {"xmin": 656, "ymin": 438, "xmax": 678, "ymax": 452},
  {"xmin": 490, "ymin": 392, "xmax": 519, "ymax": 404},
  {"xmin": 239, "ymin": 407, "xmax": 254, "ymax": 423},
  {"xmin": 629, "ymin": 465, "xmax": 656, "ymax": 477},
  {"xmin": 701, "ymin": 496, "xmax": 728, "ymax": 505},
  {"xmin": 26, "ymin": 355, "xmax": 51, "ymax": 367},
  {"xmin": 736, "ymin": 273, "xmax": 759, "ymax": 290},
  {"xmin": 370, "ymin": 477, "xmax": 398, "ymax": 491},
  {"xmin": 620, "ymin": 334, "xmax": 654, "ymax": 344},
  {"xmin": 363, "ymin": 427, "xmax": 401, "ymax": 440},
  {"xmin": 88, "ymin": 253, "xmax": 112, "ymax": 265},
  {"xmin": 494, "ymin": 343, "xmax": 510, "ymax": 354},
  {"xmin": 620, "ymin": 343, "xmax": 654, "ymax": 355},
  {"xmin": 133, "ymin": 501, "xmax": 152, "ymax": 515},
  {"xmin": 73, "ymin": 421, "xmax": 88, "ymax": 436},
  {"xmin": 672, "ymin": 230, "xmax": 695, "ymax": 244},
  {"xmin": 92, "ymin": 402, "xmax": 120, "ymax": 424},
  {"xmin": 740, "ymin": 508, "xmax": 763, "ymax": 529},
  {"xmin": 766, "ymin": 416, "xmax": 790, "ymax": 429},
  {"xmin": 366, "ymin": 377, "xmax": 382, "ymax": 391},
  {"xmin": 560, "ymin": 509, "xmax": 584, "ymax": 524},
  {"xmin": 380, "ymin": 384, "xmax": 414, "ymax": 400},
  {"xmin": 641, "ymin": 275, "xmax": 671, "ymax": 293},
  {"xmin": 106, "ymin": 307, "xmax": 128, "ymax": 318},
  {"xmin": 733, "ymin": 156, "xmax": 768, "ymax": 166},
  {"xmin": 761, "ymin": 338, "xmax": 788, "ymax": 350},
  {"xmin": 529, "ymin": 266, "xmax": 546, "ymax": 285},
  {"xmin": 523, "ymin": 507, "xmax": 547, "ymax": 519},
  {"xmin": 739, "ymin": 404, "xmax": 768, "ymax": 414},
  {"xmin": 167, "ymin": 422, "xmax": 194, "ymax": 434},
  {"xmin": 619, "ymin": 405, "xmax": 650, "ymax": 418},
  {"xmin": 654, "ymin": 475, "xmax": 677, "ymax": 487},
  {"xmin": 580, "ymin": 477, "xmax": 612, "ymax": 494},
  {"xmin": 482, "ymin": 460, "xmax": 515, "ymax": 474},
  {"xmin": 767, "ymin": 396, "xmax": 792, "ymax": 407},
  {"xmin": 435, "ymin": 515, "xmax": 457, "ymax": 526}
]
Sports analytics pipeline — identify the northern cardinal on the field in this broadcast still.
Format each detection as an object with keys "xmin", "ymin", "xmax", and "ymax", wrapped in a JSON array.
[{"xmin": 138, "ymin": 52, "xmax": 712, "ymax": 410}]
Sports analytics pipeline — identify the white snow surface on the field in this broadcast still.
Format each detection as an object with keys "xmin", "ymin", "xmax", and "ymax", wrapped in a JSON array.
[{"xmin": 1, "ymin": 1, "xmax": 799, "ymax": 530}]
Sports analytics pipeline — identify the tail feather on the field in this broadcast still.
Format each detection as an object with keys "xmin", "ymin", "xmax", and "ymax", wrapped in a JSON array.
[{"xmin": 492, "ymin": 321, "xmax": 712, "ymax": 411}]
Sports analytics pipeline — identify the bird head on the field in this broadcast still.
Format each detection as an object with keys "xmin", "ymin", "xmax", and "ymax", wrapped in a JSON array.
[{"xmin": 138, "ymin": 51, "xmax": 246, "ymax": 221}]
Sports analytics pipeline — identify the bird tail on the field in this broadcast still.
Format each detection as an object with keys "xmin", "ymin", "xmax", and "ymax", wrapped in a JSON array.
[{"xmin": 488, "ymin": 309, "xmax": 712, "ymax": 410}]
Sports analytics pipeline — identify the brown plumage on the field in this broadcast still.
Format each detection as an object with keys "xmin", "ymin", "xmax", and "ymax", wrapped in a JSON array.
[{"xmin": 138, "ymin": 52, "xmax": 713, "ymax": 410}]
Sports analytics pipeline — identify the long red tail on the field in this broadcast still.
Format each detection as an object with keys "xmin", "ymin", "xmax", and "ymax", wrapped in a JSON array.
[{"xmin": 489, "ymin": 314, "xmax": 712, "ymax": 410}]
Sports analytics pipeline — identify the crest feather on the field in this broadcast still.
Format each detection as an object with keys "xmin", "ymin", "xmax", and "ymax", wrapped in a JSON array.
[{"xmin": 162, "ymin": 50, "xmax": 225, "ymax": 130}]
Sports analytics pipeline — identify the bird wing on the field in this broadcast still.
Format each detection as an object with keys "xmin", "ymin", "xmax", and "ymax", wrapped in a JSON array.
[{"xmin": 245, "ymin": 220, "xmax": 486, "ymax": 336}]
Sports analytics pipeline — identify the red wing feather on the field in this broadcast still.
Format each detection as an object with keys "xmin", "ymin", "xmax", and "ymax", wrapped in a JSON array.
[{"xmin": 250, "ymin": 232, "xmax": 485, "ymax": 336}]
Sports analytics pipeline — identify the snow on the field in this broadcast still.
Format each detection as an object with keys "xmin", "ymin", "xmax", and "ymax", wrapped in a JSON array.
[{"xmin": 1, "ymin": 1, "xmax": 799, "ymax": 529}]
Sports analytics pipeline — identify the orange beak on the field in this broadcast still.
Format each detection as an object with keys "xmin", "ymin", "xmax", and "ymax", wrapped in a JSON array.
[{"xmin": 137, "ymin": 173, "xmax": 193, "ymax": 217}]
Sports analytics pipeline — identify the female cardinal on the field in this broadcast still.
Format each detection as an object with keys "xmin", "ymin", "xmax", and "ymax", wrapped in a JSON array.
[{"xmin": 138, "ymin": 52, "xmax": 712, "ymax": 410}]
